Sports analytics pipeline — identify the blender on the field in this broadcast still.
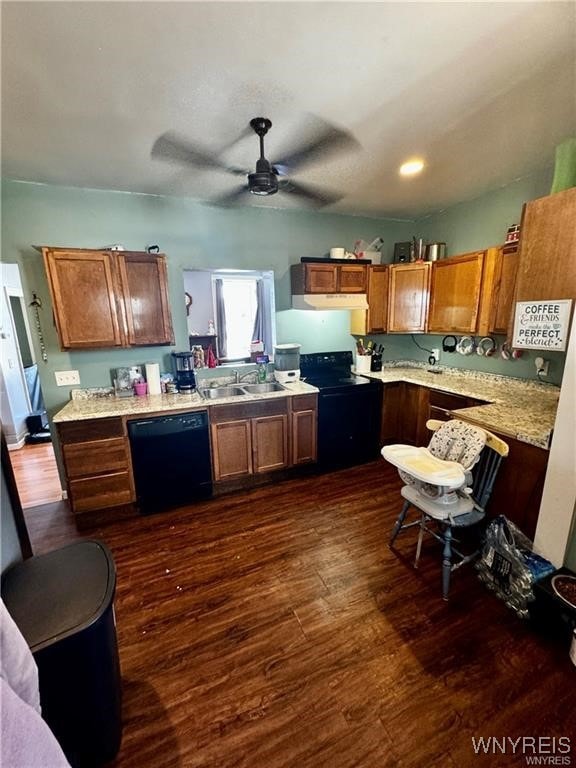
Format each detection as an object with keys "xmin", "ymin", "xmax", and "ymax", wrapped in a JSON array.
[
  {"xmin": 172, "ymin": 351, "xmax": 196, "ymax": 392},
  {"xmin": 273, "ymin": 343, "xmax": 301, "ymax": 384}
]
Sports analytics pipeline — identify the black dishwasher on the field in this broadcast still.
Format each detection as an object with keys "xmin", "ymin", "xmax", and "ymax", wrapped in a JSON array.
[{"xmin": 128, "ymin": 411, "xmax": 212, "ymax": 514}]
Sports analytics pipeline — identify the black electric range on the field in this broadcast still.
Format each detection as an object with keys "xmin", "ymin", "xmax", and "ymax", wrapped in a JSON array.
[{"xmin": 300, "ymin": 351, "xmax": 383, "ymax": 469}]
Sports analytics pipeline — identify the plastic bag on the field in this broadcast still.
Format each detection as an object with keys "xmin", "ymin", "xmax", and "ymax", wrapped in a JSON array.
[{"xmin": 476, "ymin": 516, "xmax": 555, "ymax": 618}]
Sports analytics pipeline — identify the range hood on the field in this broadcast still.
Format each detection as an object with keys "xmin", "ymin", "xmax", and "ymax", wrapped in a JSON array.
[{"xmin": 292, "ymin": 293, "xmax": 369, "ymax": 311}]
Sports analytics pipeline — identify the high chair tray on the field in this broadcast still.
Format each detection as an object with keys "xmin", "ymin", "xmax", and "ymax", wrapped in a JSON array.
[{"xmin": 381, "ymin": 444, "xmax": 465, "ymax": 488}]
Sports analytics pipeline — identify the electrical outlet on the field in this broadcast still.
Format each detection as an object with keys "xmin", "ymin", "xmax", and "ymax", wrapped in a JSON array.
[
  {"xmin": 431, "ymin": 348, "xmax": 440, "ymax": 363},
  {"xmin": 55, "ymin": 370, "xmax": 80, "ymax": 386},
  {"xmin": 534, "ymin": 357, "xmax": 550, "ymax": 377}
]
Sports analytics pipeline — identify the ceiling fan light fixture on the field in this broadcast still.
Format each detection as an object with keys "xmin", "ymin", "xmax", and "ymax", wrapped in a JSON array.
[
  {"xmin": 399, "ymin": 158, "xmax": 425, "ymax": 177},
  {"xmin": 248, "ymin": 171, "xmax": 278, "ymax": 196}
]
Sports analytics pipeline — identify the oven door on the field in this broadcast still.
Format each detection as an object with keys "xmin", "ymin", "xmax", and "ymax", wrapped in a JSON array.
[{"xmin": 317, "ymin": 383, "xmax": 382, "ymax": 469}]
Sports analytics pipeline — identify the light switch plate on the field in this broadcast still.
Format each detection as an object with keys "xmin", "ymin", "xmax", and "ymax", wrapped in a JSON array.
[{"xmin": 55, "ymin": 370, "xmax": 80, "ymax": 386}]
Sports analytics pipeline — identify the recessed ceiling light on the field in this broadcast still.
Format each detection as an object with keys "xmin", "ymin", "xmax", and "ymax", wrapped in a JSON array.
[{"xmin": 399, "ymin": 159, "xmax": 425, "ymax": 177}]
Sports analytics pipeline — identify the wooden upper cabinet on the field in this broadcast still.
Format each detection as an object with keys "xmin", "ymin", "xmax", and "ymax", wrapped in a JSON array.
[
  {"xmin": 300, "ymin": 263, "xmax": 338, "ymax": 293},
  {"xmin": 350, "ymin": 265, "xmax": 388, "ymax": 335},
  {"xmin": 387, "ymin": 262, "xmax": 430, "ymax": 333},
  {"xmin": 488, "ymin": 244, "xmax": 519, "ymax": 334},
  {"xmin": 117, "ymin": 252, "xmax": 174, "ymax": 346},
  {"xmin": 42, "ymin": 248, "xmax": 125, "ymax": 348},
  {"xmin": 338, "ymin": 264, "xmax": 367, "ymax": 293},
  {"xmin": 428, "ymin": 251, "xmax": 485, "ymax": 334},
  {"xmin": 291, "ymin": 263, "xmax": 367, "ymax": 295},
  {"xmin": 42, "ymin": 247, "xmax": 174, "ymax": 349},
  {"xmin": 513, "ymin": 187, "xmax": 576, "ymax": 305}
]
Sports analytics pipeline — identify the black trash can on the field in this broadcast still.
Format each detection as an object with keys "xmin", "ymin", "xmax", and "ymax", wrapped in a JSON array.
[{"xmin": 1, "ymin": 540, "xmax": 122, "ymax": 767}]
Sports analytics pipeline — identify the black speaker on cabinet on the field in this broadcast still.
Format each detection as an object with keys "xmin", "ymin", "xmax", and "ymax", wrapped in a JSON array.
[{"xmin": 393, "ymin": 242, "xmax": 411, "ymax": 263}]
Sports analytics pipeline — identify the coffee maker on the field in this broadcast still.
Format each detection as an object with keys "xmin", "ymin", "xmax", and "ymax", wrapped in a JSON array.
[{"xmin": 172, "ymin": 351, "xmax": 196, "ymax": 392}]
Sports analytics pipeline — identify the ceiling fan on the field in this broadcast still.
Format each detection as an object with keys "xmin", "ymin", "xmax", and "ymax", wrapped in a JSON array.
[{"xmin": 151, "ymin": 116, "xmax": 360, "ymax": 207}]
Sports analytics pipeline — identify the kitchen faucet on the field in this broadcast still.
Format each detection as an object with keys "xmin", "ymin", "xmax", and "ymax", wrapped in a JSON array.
[{"xmin": 232, "ymin": 369, "xmax": 257, "ymax": 384}]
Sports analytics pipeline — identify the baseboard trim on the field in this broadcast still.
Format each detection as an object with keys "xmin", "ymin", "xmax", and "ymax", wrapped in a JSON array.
[{"xmin": 6, "ymin": 436, "xmax": 27, "ymax": 451}]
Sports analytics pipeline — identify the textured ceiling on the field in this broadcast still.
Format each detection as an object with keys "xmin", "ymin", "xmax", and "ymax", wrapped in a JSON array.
[{"xmin": 2, "ymin": 1, "xmax": 575, "ymax": 218}]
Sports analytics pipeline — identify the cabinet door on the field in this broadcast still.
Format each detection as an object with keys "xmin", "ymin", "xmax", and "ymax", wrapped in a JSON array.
[
  {"xmin": 338, "ymin": 265, "xmax": 367, "ymax": 293},
  {"xmin": 350, "ymin": 266, "xmax": 388, "ymax": 335},
  {"xmin": 513, "ymin": 187, "xmax": 576, "ymax": 309},
  {"xmin": 428, "ymin": 252, "xmax": 484, "ymax": 334},
  {"xmin": 117, "ymin": 252, "xmax": 175, "ymax": 345},
  {"xmin": 42, "ymin": 248, "xmax": 125, "ymax": 348},
  {"xmin": 305, "ymin": 264, "xmax": 338, "ymax": 293},
  {"xmin": 402, "ymin": 384, "xmax": 429, "ymax": 446},
  {"xmin": 490, "ymin": 245, "xmax": 519, "ymax": 334},
  {"xmin": 211, "ymin": 420, "xmax": 253, "ymax": 481},
  {"xmin": 388, "ymin": 263, "xmax": 430, "ymax": 332},
  {"xmin": 380, "ymin": 382, "xmax": 403, "ymax": 444},
  {"xmin": 252, "ymin": 414, "xmax": 288, "ymax": 473},
  {"xmin": 366, "ymin": 265, "xmax": 388, "ymax": 332},
  {"xmin": 291, "ymin": 410, "xmax": 317, "ymax": 465}
]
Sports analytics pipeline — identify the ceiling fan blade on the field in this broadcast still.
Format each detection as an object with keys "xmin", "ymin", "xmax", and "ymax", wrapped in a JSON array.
[
  {"xmin": 151, "ymin": 132, "xmax": 246, "ymax": 175},
  {"xmin": 281, "ymin": 179, "xmax": 343, "ymax": 207},
  {"xmin": 273, "ymin": 120, "xmax": 360, "ymax": 173},
  {"xmin": 209, "ymin": 185, "xmax": 249, "ymax": 207}
]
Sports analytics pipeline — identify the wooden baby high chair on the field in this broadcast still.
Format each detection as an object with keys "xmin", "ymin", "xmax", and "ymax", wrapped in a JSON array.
[{"xmin": 382, "ymin": 419, "xmax": 509, "ymax": 600}]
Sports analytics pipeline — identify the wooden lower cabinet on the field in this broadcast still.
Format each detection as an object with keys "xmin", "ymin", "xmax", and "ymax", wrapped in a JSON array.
[
  {"xmin": 210, "ymin": 399, "xmax": 291, "ymax": 483},
  {"xmin": 380, "ymin": 383, "xmax": 548, "ymax": 539},
  {"xmin": 291, "ymin": 394, "xmax": 318, "ymax": 465},
  {"xmin": 252, "ymin": 415, "xmax": 288, "ymax": 474},
  {"xmin": 58, "ymin": 417, "xmax": 134, "ymax": 515},
  {"xmin": 381, "ymin": 382, "xmax": 428, "ymax": 446},
  {"xmin": 211, "ymin": 419, "xmax": 253, "ymax": 481},
  {"xmin": 458, "ymin": 425, "xmax": 548, "ymax": 540},
  {"xmin": 211, "ymin": 395, "xmax": 317, "ymax": 482}
]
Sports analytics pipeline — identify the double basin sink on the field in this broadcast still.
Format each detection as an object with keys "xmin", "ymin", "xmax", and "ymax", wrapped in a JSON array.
[{"xmin": 199, "ymin": 382, "xmax": 286, "ymax": 400}]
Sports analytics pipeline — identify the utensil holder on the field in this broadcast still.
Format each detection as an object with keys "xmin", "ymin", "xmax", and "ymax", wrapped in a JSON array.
[
  {"xmin": 355, "ymin": 355, "xmax": 371, "ymax": 374},
  {"xmin": 370, "ymin": 353, "xmax": 383, "ymax": 372}
]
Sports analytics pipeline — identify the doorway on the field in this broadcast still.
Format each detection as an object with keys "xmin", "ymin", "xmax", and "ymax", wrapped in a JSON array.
[{"xmin": 1, "ymin": 265, "xmax": 62, "ymax": 509}]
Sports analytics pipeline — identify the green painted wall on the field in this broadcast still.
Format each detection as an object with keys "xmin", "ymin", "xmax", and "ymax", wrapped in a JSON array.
[
  {"xmin": 358, "ymin": 165, "xmax": 567, "ymax": 385},
  {"xmin": 1, "ymin": 179, "xmax": 412, "ymax": 418},
  {"xmin": 416, "ymin": 165, "xmax": 554, "ymax": 256}
]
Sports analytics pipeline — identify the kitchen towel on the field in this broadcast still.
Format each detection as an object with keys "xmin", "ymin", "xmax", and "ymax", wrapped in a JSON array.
[{"xmin": 145, "ymin": 363, "xmax": 161, "ymax": 395}]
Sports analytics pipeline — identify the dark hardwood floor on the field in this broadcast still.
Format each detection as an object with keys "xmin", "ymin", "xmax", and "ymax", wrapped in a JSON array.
[{"xmin": 23, "ymin": 462, "xmax": 575, "ymax": 768}]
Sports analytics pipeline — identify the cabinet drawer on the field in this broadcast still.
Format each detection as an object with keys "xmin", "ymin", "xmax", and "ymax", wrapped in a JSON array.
[
  {"xmin": 69, "ymin": 471, "xmax": 134, "ymax": 512},
  {"xmin": 428, "ymin": 390, "xmax": 470, "ymax": 411},
  {"xmin": 210, "ymin": 399, "xmax": 288, "ymax": 423},
  {"xmin": 58, "ymin": 417, "xmax": 124, "ymax": 444},
  {"xmin": 63, "ymin": 437, "xmax": 130, "ymax": 478},
  {"xmin": 291, "ymin": 394, "xmax": 318, "ymax": 412}
]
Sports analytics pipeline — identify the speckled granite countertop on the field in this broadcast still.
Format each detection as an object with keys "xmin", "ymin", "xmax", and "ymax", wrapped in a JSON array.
[
  {"xmin": 52, "ymin": 380, "xmax": 319, "ymax": 423},
  {"xmin": 53, "ymin": 365, "xmax": 558, "ymax": 450},
  {"xmin": 357, "ymin": 365, "xmax": 559, "ymax": 449}
]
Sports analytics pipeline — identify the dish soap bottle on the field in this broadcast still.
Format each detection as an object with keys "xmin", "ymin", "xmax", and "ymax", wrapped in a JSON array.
[{"xmin": 256, "ymin": 355, "xmax": 269, "ymax": 383}]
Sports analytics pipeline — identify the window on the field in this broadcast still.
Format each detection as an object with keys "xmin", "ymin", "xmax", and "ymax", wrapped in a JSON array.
[{"xmin": 182, "ymin": 269, "xmax": 276, "ymax": 363}]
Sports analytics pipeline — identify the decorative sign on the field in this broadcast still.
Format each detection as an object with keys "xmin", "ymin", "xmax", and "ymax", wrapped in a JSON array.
[{"xmin": 513, "ymin": 299, "xmax": 573, "ymax": 351}]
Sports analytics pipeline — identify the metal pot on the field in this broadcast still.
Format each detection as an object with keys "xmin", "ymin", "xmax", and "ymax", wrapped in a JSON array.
[{"xmin": 424, "ymin": 242, "xmax": 446, "ymax": 261}]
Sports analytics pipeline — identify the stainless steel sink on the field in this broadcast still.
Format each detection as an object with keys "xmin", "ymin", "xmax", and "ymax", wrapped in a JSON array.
[
  {"xmin": 199, "ymin": 386, "xmax": 247, "ymax": 399},
  {"xmin": 241, "ymin": 383, "xmax": 286, "ymax": 394},
  {"xmin": 199, "ymin": 382, "xmax": 286, "ymax": 399}
]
